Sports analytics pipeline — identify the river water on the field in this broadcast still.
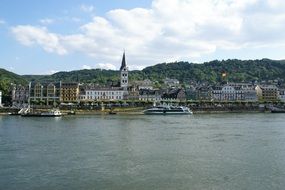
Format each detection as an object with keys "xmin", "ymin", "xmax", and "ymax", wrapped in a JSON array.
[{"xmin": 0, "ymin": 113, "xmax": 285, "ymax": 190}]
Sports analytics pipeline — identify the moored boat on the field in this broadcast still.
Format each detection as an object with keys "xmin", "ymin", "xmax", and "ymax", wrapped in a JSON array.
[
  {"xmin": 108, "ymin": 111, "xmax": 117, "ymax": 115},
  {"xmin": 143, "ymin": 105, "xmax": 193, "ymax": 115},
  {"xmin": 21, "ymin": 109, "xmax": 62, "ymax": 117},
  {"xmin": 270, "ymin": 106, "xmax": 285, "ymax": 113}
]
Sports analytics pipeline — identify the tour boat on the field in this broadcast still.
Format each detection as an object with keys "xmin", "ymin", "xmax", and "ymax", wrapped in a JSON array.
[{"xmin": 143, "ymin": 105, "xmax": 193, "ymax": 115}]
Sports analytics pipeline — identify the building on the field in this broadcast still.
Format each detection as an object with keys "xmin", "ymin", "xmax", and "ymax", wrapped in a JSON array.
[
  {"xmin": 255, "ymin": 85, "xmax": 279, "ymax": 101},
  {"xmin": 60, "ymin": 82, "xmax": 79, "ymax": 102},
  {"xmin": 11, "ymin": 84, "xmax": 29, "ymax": 107},
  {"xmin": 139, "ymin": 89, "xmax": 161, "ymax": 101},
  {"xmin": 279, "ymin": 89, "xmax": 285, "ymax": 102},
  {"xmin": 185, "ymin": 85, "xmax": 197, "ymax": 100},
  {"xmin": 29, "ymin": 82, "xmax": 61, "ymax": 105},
  {"xmin": 164, "ymin": 78, "xmax": 180, "ymax": 87},
  {"xmin": 120, "ymin": 51, "xmax": 128, "ymax": 90},
  {"xmin": 131, "ymin": 79, "xmax": 153, "ymax": 90},
  {"xmin": 196, "ymin": 86, "xmax": 212, "ymax": 100},
  {"xmin": 81, "ymin": 87, "xmax": 126, "ymax": 101},
  {"xmin": 211, "ymin": 83, "xmax": 257, "ymax": 102},
  {"xmin": 161, "ymin": 88, "xmax": 186, "ymax": 101},
  {"xmin": 79, "ymin": 52, "xmax": 129, "ymax": 101},
  {"xmin": 212, "ymin": 85, "xmax": 243, "ymax": 101},
  {"xmin": 242, "ymin": 86, "xmax": 257, "ymax": 101},
  {"xmin": 0, "ymin": 91, "xmax": 1, "ymax": 106}
]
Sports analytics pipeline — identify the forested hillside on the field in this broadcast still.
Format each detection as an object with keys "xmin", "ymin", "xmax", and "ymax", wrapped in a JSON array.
[
  {"xmin": 0, "ymin": 68, "xmax": 28, "ymax": 102},
  {"xmin": 1, "ymin": 59, "xmax": 285, "ymax": 92}
]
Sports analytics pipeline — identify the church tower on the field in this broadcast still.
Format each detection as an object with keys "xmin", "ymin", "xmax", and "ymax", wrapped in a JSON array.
[{"xmin": 120, "ymin": 51, "xmax": 128, "ymax": 89}]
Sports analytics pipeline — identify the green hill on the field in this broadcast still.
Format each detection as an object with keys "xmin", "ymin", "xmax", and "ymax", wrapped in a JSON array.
[
  {"xmin": 142, "ymin": 59, "xmax": 285, "ymax": 83},
  {"xmin": 0, "ymin": 68, "xmax": 28, "ymax": 103},
  {"xmin": 2, "ymin": 58, "xmax": 285, "ymax": 89}
]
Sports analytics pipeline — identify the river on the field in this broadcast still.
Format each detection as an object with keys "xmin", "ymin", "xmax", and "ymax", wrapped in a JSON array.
[{"xmin": 0, "ymin": 113, "xmax": 285, "ymax": 190}]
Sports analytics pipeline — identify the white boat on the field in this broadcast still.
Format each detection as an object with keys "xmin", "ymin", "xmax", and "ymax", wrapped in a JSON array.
[
  {"xmin": 21, "ymin": 109, "xmax": 62, "ymax": 117},
  {"xmin": 270, "ymin": 106, "xmax": 285, "ymax": 113},
  {"xmin": 143, "ymin": 105, "xmax": 193, "ymax": 115}
]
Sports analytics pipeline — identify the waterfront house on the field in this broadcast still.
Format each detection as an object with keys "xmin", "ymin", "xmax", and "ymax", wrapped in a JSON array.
[
  {"xmin": 196, "ymin": 86, "xmax": 213, "ymax": 101},
  {"xmin": 11, "ymin": 84, "xmax": 29, "ymax": 107},
  {"xmin": 278, "ymin": 89, "xmax": 285, "ymax": 102},
  {"xmin": 60, "ymin": 82, "xmax": 79, "ymax": 103},
  {"xmin": 242, "ymin": 86, "xmax": 258, "ymax": 101},
  {"xmin": 212, "ymin": 85, "xmax": 243, "ymax": 101},
  {"xmin": 29, "ymin": 82, "xmax": 61, "ymax": 105},
  {"xmin": 81, "ymin": 87, "xmax": 126, "ymax": 101},
  {"xmin": 139, "ymin": 89, "xmax": 161, "ymax": 101},
  {"xmin": 185, "ymin": 85, "xmax": 197, "ymax": 100},
  {"xmin": 255, "ymin": 85, "xmax": 279, "ymax": 102},
  {"xmin": 161, "ymin": 88, "xmax": 186, "ymax": 102}
]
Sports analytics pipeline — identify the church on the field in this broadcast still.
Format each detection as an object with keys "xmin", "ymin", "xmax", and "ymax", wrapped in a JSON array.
[{"xmin": 80, "ymin": 52, "xmax": 129, "ymax": 101}]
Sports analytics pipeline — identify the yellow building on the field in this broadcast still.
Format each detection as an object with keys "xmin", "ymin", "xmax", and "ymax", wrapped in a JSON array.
[
  {"xmin": 255, "ymin": 85, "xmax": 279, "ymax": 101},
  {"xmin": 60, "ymin": 82, "xmax": 79, "ymax": 102}
]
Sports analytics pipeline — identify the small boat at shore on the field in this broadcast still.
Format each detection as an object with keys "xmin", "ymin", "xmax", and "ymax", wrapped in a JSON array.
[
  {"xmin": 108, "ymin": 111, "xmax": 117, "ymax": 115},
  {"xmin": 21, "ymin": 109, "xmax": 62, "ymax": 117},
  {"xmin": 144, "ymin": 105, "xmax": 193, "ymax": 115},
  {"xmin": 8, "ymin": 112, "xmax": 21, "ymax": 116},
  {"xmin": 270, "ymin": 106, "xmax": 285, "ymax": 113}
]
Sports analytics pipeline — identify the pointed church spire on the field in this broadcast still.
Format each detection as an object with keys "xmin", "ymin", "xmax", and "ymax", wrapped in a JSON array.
[
  {"xmin": 120, "ymin": 51, "xmax": 126, "ymax": 71},
  {"xmin": 120, "ymin": 51, "xmax": 128, "ymax": 89}
]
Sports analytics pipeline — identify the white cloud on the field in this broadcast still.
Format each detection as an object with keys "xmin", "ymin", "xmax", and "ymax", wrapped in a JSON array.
[
  {"xmin": 46, "ymin": 70, "xmax": 59, "ymax": 75},
  {"xmin": 10, "ymin": 0, "xmax": 285, "ymax": 70},
  {"xmin": 128, "ymin": 65, "xmax": 145, "ymax": 70},
  {"xmin": 11, "ymin": 25, "xmax": 67, "ymax": 55},
  {"xmin": 82, "ymin": 63, "xmax": 116, "ymax": 70},
  {"xmin": 97, "ymin": 63, "xmax": 116, "ymax": 70},
  {"xmin": 39, "ymin": 18, "xmax": 54, "ymax": 25},
  {"xmin": 80, "ymin": 4, "xmax": 94, "ymax": 13},
  {"xmin": 82, "ymin": 65, "xmax": 92, "ymax": 69}
]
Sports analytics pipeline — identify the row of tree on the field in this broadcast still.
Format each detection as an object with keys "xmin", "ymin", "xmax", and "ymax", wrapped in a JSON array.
[{"xmin": 23, "ymin": 58, "xmax": 285, "ymax": 85}]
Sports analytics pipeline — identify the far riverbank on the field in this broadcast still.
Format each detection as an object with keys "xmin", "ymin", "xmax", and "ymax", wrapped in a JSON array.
[{"xmin": 0, "ymin": 106, "xmax": 274, "ymax": 115}]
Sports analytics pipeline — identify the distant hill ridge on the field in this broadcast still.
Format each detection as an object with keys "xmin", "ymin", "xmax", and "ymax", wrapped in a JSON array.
[{"xmin": 1, "ymin": 59, "xmax": 285, "ymax": 90}]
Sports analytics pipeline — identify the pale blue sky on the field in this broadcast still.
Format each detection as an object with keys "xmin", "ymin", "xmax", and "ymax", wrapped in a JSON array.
[{"xmin": 1, "ymin": 0, "xmax": 285, "ymax": 75}]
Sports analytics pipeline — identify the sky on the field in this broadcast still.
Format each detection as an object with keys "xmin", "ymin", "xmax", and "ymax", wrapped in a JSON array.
[{"xmin": 1, "ymin": 0, "xmax": 285, "ymax": 75}]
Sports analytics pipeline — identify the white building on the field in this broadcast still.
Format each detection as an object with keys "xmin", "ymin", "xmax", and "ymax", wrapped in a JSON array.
[
  {"xmin": 82, "ymin": 88, "xmax": 126, "ymax": 101},
  {"xmin": 0, "ymin": 90, "xmax": 2, "ymax": 106},
  {"xmin": 139, "ymin": 89, "xmax": 161, "ymax": 101},
  {"xmin": 279, "ymin": 89, "xmax": 285, "ymax": 102},
  {"xmin": 132, "ymin": 79, "xmax": 153, "ymax": 90},
  {"xmin": 11, "ymin": 84, "xmax": 30, "ymax": 106},
  {"xmin": 212, "ymin": 85, "xmax": 243, "ymax": 101},
  {"xmin": 79, "ymin": 52, "xmax": 129, "ymax": 101},
  {"xmin": 212, "ymin": 84, "xmax": 256, "ymax": 101},
  {"xmin": 164, "ymin": 78, "xmax": 180, "ymax": 87},
  {"xmin": 242, "ymin": 86, "xmax": 258, "ymax": 101}
]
